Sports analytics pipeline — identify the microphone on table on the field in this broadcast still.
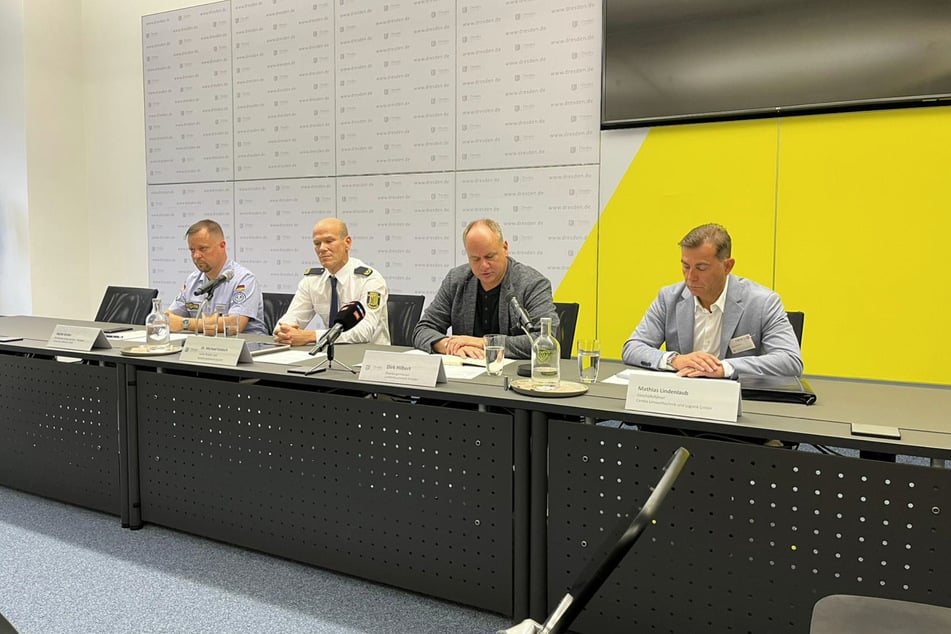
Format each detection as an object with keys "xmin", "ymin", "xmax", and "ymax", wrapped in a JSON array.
[
  {"xmin": 509, "ymin": 295, "xmax": 535, "ymax": 377},
  {"xmin": 194, "ymin": 269, "xmax": 234, "ymax": 296},
  {"xmin": 310, "ymin": 301, "xmax": 366, "ymax": 355}
]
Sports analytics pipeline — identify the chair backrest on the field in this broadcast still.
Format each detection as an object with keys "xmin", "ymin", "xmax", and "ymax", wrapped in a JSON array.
[
  {"xmin": 553, "ymin": 302, "xmax": 580, "ymax": 359},
  {"xmin": 810, "ymin": 594, "xmax": 951, "ymax": 634},
  {"xmin": 262, "ymin": 292, "xmax": 295, "ymax": 334},
  {"xmin": 786, "ymin": 311, "xmax": 805, "ymax": 345},
  {"xmin": 94, "ymin": 286, "xmax": 159, "ymax": 325},
  {"xmin": 0, "ymin": 610, "xmax": 19, "ymax": 634},
  {"xmin": 387, "ymin": 294, "xmax": 425, "ymax": 347}
]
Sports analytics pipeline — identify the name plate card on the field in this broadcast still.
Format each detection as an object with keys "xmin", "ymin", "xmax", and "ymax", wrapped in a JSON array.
[
  {"xmin": 359, "ymin": 350, "xmax": 447, "ymax": 387},
  {"xmin": 180, "ymin": 337, "xmax": 252, "ymax": 366},
  {"xmin": 624, "ymin": 372, "xmax": 741, "ymax": 423},
  {"xmin": 48, "ymin": 325, "xmax": 110, "ymax": 351}
]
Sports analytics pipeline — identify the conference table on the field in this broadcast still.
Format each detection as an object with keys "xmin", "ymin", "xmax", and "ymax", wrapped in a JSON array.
[{"xmin": 1, "ymin": 315, "xmax": 949, "ymax": 633}]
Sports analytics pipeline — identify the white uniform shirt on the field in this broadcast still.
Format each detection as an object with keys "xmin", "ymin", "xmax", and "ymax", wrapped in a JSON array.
[{"xmin": 277, "ymin": 256, "xmax": 390, "ymax": 345}]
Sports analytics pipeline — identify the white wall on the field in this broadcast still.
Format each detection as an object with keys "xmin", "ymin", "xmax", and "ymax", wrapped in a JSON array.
[
  {"xmin": 6, "ymin": 0, "xmax": 194, "ymax": 320},
  {"xmin": 20, "ymin": 0, "xmax": 89, "ymax": 318},
  {"xmin": 80, "ymin": 0, "xmax": 200, "ymax": 316},
  {"xmin": 0, "ymin": 0, "xmax": 31, "ymax": 315}
]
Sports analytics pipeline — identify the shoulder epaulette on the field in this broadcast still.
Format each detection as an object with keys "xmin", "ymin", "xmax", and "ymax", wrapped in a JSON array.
[
  {"xmin": 354, "ymin": 266, "xmax": 373, "ymax": 277},
  {"xmin": 304, "ymin": 267, "xmax": 325, "ymax": 276}
]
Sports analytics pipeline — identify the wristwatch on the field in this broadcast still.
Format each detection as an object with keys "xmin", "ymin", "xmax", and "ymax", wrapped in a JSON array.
[
  {"xmin": 666, "ymin": 352, "xmax": 679, "ymax": 370},
  {"xmin": 182, "ymin": 318, "xmax": 191, "ymax": 331}
]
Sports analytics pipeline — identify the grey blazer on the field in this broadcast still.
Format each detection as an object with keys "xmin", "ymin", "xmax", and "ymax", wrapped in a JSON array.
[
  {"xmin": 622, "ymin": 275, "xmax": 803, "ymax": 377},
  {"xmin": 413, "ymin": 257, "xmax": 558, "ymax": 359}
]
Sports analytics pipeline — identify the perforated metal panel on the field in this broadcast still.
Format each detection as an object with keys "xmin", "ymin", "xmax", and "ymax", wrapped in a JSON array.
[
  {"xmin": 0, "ymin": 354, "xmax": 119, "ymax": 513},
  {"xmin": 137, "ymin": 371, "xmax": 514, "ymax": 614},
  {"xmin": 547, "ymin": 420, "xmax": 951, "ymax": 634}
]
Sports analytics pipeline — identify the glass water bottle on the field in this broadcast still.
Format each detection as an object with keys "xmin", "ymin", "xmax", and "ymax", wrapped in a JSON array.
[
  {"xmin": 145, "ymin": 298, "xmax": 170, "ymax": 351},
  {"xmin": 531, "ymin": 317, "xmax": 561, "ymax": 390}
]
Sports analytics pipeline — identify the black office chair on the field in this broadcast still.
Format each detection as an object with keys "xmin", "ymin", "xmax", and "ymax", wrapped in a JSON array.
[
  {"xmin": 262, "ymin": 292, "xmax": 295, "ymax": 334},
  {"xmin": 553, "ymin": 302, "xmax": 580, "ymax": 359},
  {"xmin": 387, "ymin": 294, "xmax": 425, "ymax": 347},
  {"xmin": 94, "ymin": 286, "xmax": 159, "ymax": 325},
  {"xmin": 499, "ymin": 447, "xmax": 691, "ymax": 634},
  {"xmin": 810, "ymin": 595, "xmax": 951, "ymax": 634},
  {"xmin": 786, "ymin": 310, "xmax": 804, "ymax": 345},
  {"xmin": 0, "ymin": 610, "xmax": 19, "ymax": 634}
]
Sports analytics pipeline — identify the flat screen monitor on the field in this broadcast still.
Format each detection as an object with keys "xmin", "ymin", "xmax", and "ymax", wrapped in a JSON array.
[{"xmin": 602, "ymin": 0, "xmax": 951, "ymax": 126}]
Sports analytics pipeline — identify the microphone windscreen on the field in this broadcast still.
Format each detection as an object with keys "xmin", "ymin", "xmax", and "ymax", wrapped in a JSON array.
[
  {"xmin": 223, "ymin": 269, "xmax": 235, "ymax": 281},
  {"xmin": 335, "ymin": 301, "xmax": 366, "ymax": 330}
]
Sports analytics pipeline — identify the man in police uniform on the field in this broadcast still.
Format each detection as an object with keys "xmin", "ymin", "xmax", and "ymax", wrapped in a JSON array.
[
  {"xmin": 273, "ymin": 217, "xmax": 390, "ymax": 346},
  {"xmin": 166, "ymin": 219, "xmax": 268, "ymax": 335}
]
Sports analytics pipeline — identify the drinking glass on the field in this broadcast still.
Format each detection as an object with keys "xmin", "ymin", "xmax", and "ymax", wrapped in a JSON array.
[
  {"xmin": 483, "ymin": 334, "xmax": 506, "ymax": 376},
  {"xmin": 201, "ymin": 304, "xmax": 219, "ymax": 337},
  {"xmin": 577, "ymin": 339, "xmax": 600, "ymax": 384},
  {"xmin": 218, "ymin": 304, "xmax": 237, "ymax": 337}
]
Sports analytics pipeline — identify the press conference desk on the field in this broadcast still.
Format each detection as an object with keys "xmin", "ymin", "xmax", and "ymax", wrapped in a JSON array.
[{"xmin": 1, "ymin": 315, "xmax": 950, "ymax": 633}]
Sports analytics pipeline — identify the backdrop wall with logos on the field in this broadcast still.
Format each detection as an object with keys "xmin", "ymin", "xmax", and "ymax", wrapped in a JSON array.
[{"xmin": 143, "ymin": 0, "xmax": 602, "ymax": 319}]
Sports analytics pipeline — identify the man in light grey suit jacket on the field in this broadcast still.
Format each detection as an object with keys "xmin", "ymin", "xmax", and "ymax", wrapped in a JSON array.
[
  {"xmin": 622, "ymin": 223, "xmax": 802, "ymax": 378},
  {"xmin": 413, "ymin": 219, "xmax": 558, "ymax": 360}
]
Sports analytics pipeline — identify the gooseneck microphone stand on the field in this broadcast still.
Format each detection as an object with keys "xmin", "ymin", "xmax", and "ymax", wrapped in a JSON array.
[
  {"xmin": 517, "ymin": 321, "xmax": 534, "ymax": 377},
  {"xmin": 195, "ymin": 292, "xmax": 214, "ymax": 332}
]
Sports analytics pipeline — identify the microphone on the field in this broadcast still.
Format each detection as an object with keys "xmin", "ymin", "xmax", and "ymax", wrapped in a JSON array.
[
  {"xmin": 510, "ymin": 295, "xmax": 535, "ymax": 378},
  {"xmin": 310, "ymin": 301, "xmax": 366, "ymax": 355},
  {"xmin": 509, "ymin": 295, "xmax": 533, "ymax": 331},
  {"xmin": 194, "ymin": 269, "xmax": 234, "ymax": 296}
]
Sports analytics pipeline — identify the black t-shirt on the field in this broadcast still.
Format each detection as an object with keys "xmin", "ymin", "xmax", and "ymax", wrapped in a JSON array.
[{"xmin": 473, "ymin": 284, "xmax": 501, "ymax": 337}]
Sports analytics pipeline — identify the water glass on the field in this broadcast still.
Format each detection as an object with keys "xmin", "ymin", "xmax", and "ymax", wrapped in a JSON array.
[
  {"xmin": 218, "ymin": 304, "xmax": 237, "ymax": 337},
  {"xmin": 201, "ymin": 304, "xmax": 219, "ymax": 337},
  {"xmin": 483, "ymin": 334, "xmax": 506, "ymax": 376},
  {"xmin": 577, "ymin": 339, "xmax": 601, "ymax": 384}
]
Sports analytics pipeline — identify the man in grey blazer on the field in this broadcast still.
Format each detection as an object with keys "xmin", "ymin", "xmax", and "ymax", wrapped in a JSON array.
[
  {"xmin": 414, "ymin": 219, "xmax": 558, "ymax": 360},
  {"xmin": 622, "ymin": 223, "xmax": 802, "ymax": 378}
]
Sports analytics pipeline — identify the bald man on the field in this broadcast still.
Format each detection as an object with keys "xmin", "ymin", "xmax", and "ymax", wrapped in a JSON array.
[
  {"xmin": 273, "ymin": 218, "xmax": 390, "ymax": 346},
  {"xmin": 413, "ymin": 218, "xmax": 558, "ymax": 360}
]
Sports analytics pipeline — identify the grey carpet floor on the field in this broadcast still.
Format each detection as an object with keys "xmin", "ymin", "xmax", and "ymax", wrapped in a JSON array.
[{"xmin": 0, "ymin": 486, "xmax": 510, "ymax": 633}]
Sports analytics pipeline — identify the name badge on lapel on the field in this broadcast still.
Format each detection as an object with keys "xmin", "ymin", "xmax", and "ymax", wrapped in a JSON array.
[{"xmin": 729, "ymin": 334, "xmax": 755, "ymax": 354}]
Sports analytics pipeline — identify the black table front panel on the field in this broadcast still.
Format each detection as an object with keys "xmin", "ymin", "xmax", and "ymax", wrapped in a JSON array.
[
  {"xmin": 0, "ymin": 354, "xmax": 119, "ymax": 514},
  {"xmin": 136, "ymin": 371, "xmax": 514, "ymax": 614},
  {"xmin": 547, "ymin": 420, "xmax": 951, "ymax": 634}
]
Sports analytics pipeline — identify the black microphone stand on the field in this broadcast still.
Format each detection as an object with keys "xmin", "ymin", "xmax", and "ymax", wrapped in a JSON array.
[
  {"xmin": 289, "ymin": 338, "xmax": 357, "ymax": 375},
  {"xmin": 314, "ymin": 340, "xmax": 357, "ymax": 374}
]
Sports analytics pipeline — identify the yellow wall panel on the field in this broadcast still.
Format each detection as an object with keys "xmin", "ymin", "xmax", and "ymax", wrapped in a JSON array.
[
  {"xmin": 776, "ymin": 107, "xmax": 951, "ymax": 384},
  {"xmin": 595, "ymin": 120, "xmax": 780, "ymax": 359}
]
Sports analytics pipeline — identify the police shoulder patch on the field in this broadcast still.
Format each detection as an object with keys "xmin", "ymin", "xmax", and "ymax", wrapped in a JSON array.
[
  {"xmin": 304, "ymin": 267, "xmax": 325, "ymax": 276},
  {"xmin": 354, "ymin": 266, "xmax": 373, "ymax": 277},
  {"xmin": 366, "ymin": 291, "xmax": 381, "ymax": 310}
]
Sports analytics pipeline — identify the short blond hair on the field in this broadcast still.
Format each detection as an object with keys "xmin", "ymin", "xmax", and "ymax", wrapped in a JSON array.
[{"xmin": 186, "ymin": 219, "xmax": 224, "ymax": 240}]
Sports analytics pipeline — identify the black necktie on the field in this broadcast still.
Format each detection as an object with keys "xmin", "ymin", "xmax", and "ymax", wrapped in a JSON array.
[{"xmin": 329, "ymin": 276, "xmax": 338, "ymax": 326}]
